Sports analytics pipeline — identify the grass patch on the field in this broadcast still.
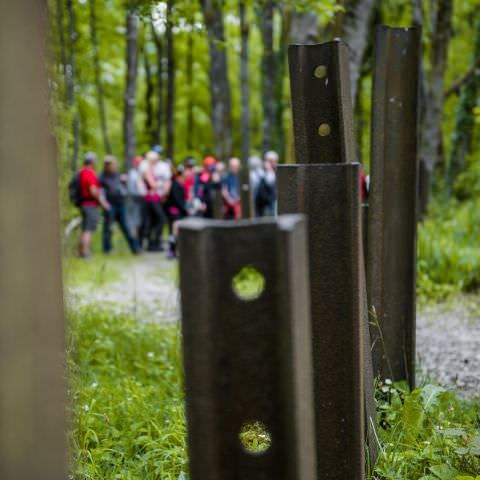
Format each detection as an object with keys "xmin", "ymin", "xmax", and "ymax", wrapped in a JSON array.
[
  {"xmin": 69, "ymin": 307, "xmax": 480, "ymax": 479},
  {"xmin": 69, "ymin": 307, "xmax": 186, "ymax": 479}
]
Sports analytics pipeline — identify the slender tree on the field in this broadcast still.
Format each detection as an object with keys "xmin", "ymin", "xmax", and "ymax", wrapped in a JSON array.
[
  {"xmin": 143, "ymin": 42, "xmax": 156, "ymax": 147},
  {"xmin": 186, "ymin": 24, "xmax": 195, "ymax": 151},
  {"xmin": 89, "ymin": 0, "xmax": 112, "ymax": 154},
  {"xmin": 335, "ymin": 0, "xmax": 377, "ymax": 107},
  {"xmin": 151, "ymin": 18, "xmax": 164, "ymax": 146},
  {"xmin": 166, "ymin": 0, "xmax": 175, "ymax": 159},
  {"xmin": 200, "ymin": 0, "xmax": 233, "ymax": 162},
  {"xmin": 418, "ymin": 0, "xmax": 453, "ymax": 196},
  {"xmin": 124, "ymin": 2, "xmax": 140, "ymax": 168},
  {"xmin": 239, "ymin": 1, "xmax": 250, "ymax": 165},
  {"xmin": 258, "ymin": 0, "xmax": 276, "ymax": 153},
  {"xmin": 66, "ymin": 0, "xmax": 80, "ymax": 171}
]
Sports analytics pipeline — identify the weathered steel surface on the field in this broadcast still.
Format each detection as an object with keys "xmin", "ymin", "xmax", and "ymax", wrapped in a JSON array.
[
  {"xmin": 179, "ymin": 215, "xmax": 317, "ymax": 480},
  {"xmin": 278, "ymin": 164, "xmax": 364, "ymax": 479},
  {"xmin": 367, "ymin": 25, "xmax": 421, "ymax": 387},
  {"xmin": 0, "ymin": 2, "xmax": 67, "ymax": 478},
  {"xmin": 288, "ymin": 40, "xmax": 355, "ymax": 164}
]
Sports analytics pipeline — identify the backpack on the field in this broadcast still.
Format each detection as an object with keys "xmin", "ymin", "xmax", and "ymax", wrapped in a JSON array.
[
  {"xmin": 256, "ymin": 177, "xmax": 275, "ymax": 208},
  {"xmin": 68, "ymin": 173, "xmax": 82, "ymax": 207}
]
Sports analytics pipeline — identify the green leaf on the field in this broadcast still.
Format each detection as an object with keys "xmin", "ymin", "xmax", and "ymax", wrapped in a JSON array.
[{"xmin": 430, "ymin": 464, "xmax": 461, "ymax": 480}]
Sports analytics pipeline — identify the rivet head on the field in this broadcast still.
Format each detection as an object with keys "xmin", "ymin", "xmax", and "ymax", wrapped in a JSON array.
[
  {"xmin": 318, "ymin": 123, "xmax": 331, "ymax": 136},
  {"xmin": 314, "ymin": 65, "xmax": 327, "ymax": 78}
]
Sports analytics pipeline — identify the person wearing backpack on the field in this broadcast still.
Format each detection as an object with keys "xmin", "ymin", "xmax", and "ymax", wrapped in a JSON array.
[
  {"xmin": 76, "ymin": 152, "xmax": 110, "ymax": 258},
  {"xmin": 100, "ymin": 155, "xmax": 140, "ymax": 254},
  {"xmin": 255, "ymin": 153, "xmax": 277, "ymax": 217}
]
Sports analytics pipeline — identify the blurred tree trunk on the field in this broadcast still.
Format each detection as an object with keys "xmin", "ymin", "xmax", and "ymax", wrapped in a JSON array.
[
  {"xmin": 56, "ymin": 0, "xmax": 68, "ymax": 98},
  {"xmin": 151, "ymin": 19, "xmax": 164, "ymax": 146},
  {"xmin": 89, "ymin": 0, "xmax": 112, "ymax": 154},
  {"xmin": 239, "ymin": 1, "xmax": 250, "ymax": 165},
  {"xmin": 274, "ymin": 6, "xmax": 293, "ymax": 162},
  {"xmin": 200, "ymin": 0, "xmax": 233, "ymax": 162},
  {"xmin": 186, "ymin": 28, "xmax": 195, "ymax": 151},
  {"xmin": 448, "ymin": 16, "xmax": 480, "ymax": 190},
  {"xmin": 335, "ymin": 0, "xmax": 377, "ymax": 107},
  {"xmin": 166, "ymin": 0, "xmax": 175, "ymax": 159},
  {"xmin": 258, "ymin": 0, "xmax": 275, "ymax": 153},
  {"xmin": 420, "ymin": 0, "xmax": 453, "ymax": 197},
  {"xmin": 143, "ymin": 43, "xmax": 156, "ymax": 147},
  {"xmin": 124, "ymin": 3, "xmax": 139, "ymax": 168},
  {"xmin": 66, "ymin": 0, "xmax": 80, "ymax": 171}
]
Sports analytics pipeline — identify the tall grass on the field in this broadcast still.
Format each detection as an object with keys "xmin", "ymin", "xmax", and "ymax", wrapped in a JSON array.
[{"xmin": 68, "ymin": 308, "xmax": 187, "ymax": 479}]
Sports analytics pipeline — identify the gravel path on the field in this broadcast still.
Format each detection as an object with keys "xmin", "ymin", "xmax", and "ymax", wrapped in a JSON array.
[
  {"xmin": 68, "ymin": 254, "xmax": 479, "ymax": 396},
  {"xmin": 417, "ymin": 296, "xmax": 480, "ymax": 398},
  {"xmin": 67, "ymin": 253, "xmax": 180, "ymax": 323}
]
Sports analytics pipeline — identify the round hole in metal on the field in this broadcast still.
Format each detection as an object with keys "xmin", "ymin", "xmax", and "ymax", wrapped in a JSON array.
[
  {"xmin": 232, "ymin": 266, "xmax": 265, "ymax": 301},
  {"xmin": 239, "ymin": 421, "xmax": 272, "ymax": 455}
]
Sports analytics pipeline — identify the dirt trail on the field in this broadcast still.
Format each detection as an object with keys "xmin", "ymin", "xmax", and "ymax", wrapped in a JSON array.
[
  {"xmin": 68, "ymin": 256, "xmax": 479, "ymax": 396},
  {"xmin": 67, "ymin": 253, "xmax": 179, "ymax": 323},
  {"xmin": 417, "ymin": 296, "xmax": 480, "ymax": 398}
]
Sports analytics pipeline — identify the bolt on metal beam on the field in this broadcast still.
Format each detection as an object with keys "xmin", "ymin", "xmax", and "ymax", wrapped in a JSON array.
[
  {"xmin": 288, "ymin": 41, "xmax": 355, "ymax": 164},
  {"xmin": 278, "ymin": 163, "xmax": 364, "ymax": 479},
  {"xmin": 367, "ymin": 25, "xmax": 421, "ymax": 387},
  {"xmin": 179, "ymin": 215, "xmax": 317, "ymax": 480}
]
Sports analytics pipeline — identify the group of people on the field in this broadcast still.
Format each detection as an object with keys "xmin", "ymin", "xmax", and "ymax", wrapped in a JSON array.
[{"xmin": 73, "ymin": 146, "xmax": 279, "ymax": 259}]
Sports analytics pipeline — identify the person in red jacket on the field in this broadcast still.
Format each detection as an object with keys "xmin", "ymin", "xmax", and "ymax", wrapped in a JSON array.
[{"xmin": 78, "ymin": 152, "xmax": 109, "ymax": 258}]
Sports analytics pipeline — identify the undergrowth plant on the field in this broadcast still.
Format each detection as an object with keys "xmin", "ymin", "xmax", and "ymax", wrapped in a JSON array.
[{"xmin": 69, "ymin": 307, "xmax": 480, "ymax": 479}]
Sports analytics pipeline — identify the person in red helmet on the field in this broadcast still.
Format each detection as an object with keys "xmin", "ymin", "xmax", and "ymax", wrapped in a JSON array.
[{"xmin": 193, "ymin": 156, "xmax": 220, "ymax": 218}]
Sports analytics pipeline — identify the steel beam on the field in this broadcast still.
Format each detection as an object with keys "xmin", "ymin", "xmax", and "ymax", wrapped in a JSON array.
[
  {"xmin": 288, "ymin": 40, "xmax": 355, "ymax": 164},
  {"xmin": 0, "ymin": 2, "xmax": 67, "ymax": 478},
  {"xmin": 367, "ymin": 26, "xmax": 421, "ymax": 387},
  {"xmin": 179, "ymin": 215, "xmax": 317, "ymax": 480},
  {"xmin": 278, "ymin": 164, "xmax": 364, "ymax": 479}
]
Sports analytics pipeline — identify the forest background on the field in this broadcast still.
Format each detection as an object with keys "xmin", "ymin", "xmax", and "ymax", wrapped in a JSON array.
[{"xmin": 50, "ymin": 0, "xmax": 480, "ymax": 217}]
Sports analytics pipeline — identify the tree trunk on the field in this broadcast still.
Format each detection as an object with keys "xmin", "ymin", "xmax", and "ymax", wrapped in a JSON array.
[
  {"xmin": 66, "ymin": 0, "xmax": 80, "ymax": 171},
  {"xmin": 420, "ymin": 0, "xmax": 453, "ymax": 187},
  {"xmin": 336, "ymin": 0, "xmax": 377, "ymax": 107},
  {"xmin": 186, "ymin": 28, "xmax": 195, "ymax": 151},
  {"xmin": 124, "ymin": 4, "xmax": 139, "ymax": 169},
  {"xmin": 166, "ymin": 0, "xmax": 175, "ymax": 159},
  {"xmin": 55, "ymin": 0, "xmax": 68, "ymax": 100},
  {"xmin": 274, "ymin": 6, "xmax": 294, "ymax": 162},
  {"xmin": 200, "ymin": 0, "xmax": 233, "ymax": 162},
  {"xmin": 448, "ymin": 15, "xmax": 480, "ymax": 190},
  {"xmin": 258, "ymin": 0, "xmax": 275, "ymax": 153},
  {"xmin": 239, "ymin": 1, "xmax": 250, "ymax": 165},
  {"xmin": 151, "ymin": 19, "xmax": 163, "ymax": 146},
  {"xmin": 143, "ymin": 43, "xmax": 156, "ymax": 147},
  {"xmin": 89, "ymin": 0, "xmax": 112, "ymax": 154}
]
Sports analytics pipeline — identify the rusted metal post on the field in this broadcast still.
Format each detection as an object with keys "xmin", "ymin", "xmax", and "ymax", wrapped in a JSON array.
[
  {"xmin": 179, "ymin": 215, "xmax": 317, "ymax": 480},
  {"xmin": 367, "ymin": 26, "xmax": 421, "ymax": 387},
  {"xmin": 0, "ymin": 2, "xmax": 67, "ymax": 478},
  {"xmin": 278, "ymin": 164, "xmax": 364, "ymax": 479},
  {"xmin": 288, "ymin": 40, "xmax": 355, "ymax": 164}
]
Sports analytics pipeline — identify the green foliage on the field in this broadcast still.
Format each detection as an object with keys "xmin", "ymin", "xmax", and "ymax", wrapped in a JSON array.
[
  {"xmin": 374, "ymin": 382, "xmax": 480, "ymax": 479},
  {"xmin": 417, "ymin": 199, "xmax": 480, "ymax": 301},
  {"xmin": 69, "ymin": 307, "xmax": 186, "ymax": 479}
]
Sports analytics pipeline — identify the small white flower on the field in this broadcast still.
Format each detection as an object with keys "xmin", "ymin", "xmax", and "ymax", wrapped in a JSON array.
[
  {"xmin": 385, "ymin": 378, "xmax": 392, "ymax": 385},
  {"xmin": 91, "ymin": 382, "xmax": 98, "ymax": 388},
  {"xmin": 147, "ymin": 352, "xmax": 154, "ymax": 359},
  {"xmin": 83, "ymin": 404, "xmax": 90, "ymax": 412}
]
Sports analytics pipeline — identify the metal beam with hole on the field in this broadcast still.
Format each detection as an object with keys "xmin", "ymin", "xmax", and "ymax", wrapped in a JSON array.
[
  {"xmin": 367, "ymin": 25, "xmax": 421, "ymax": 387},
  {"xmin": 179, "ymin": 215, "xmax": 317, "ymax": 480},
  {"xmin": 278, "ymin": 163, "xmax": 364, "ymax": 479}
]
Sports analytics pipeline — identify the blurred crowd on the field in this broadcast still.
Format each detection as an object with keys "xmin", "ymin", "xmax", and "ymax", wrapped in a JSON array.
[{"xmin": 70, "ymin": 146, "xmax": 279, "ymax": 259}]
